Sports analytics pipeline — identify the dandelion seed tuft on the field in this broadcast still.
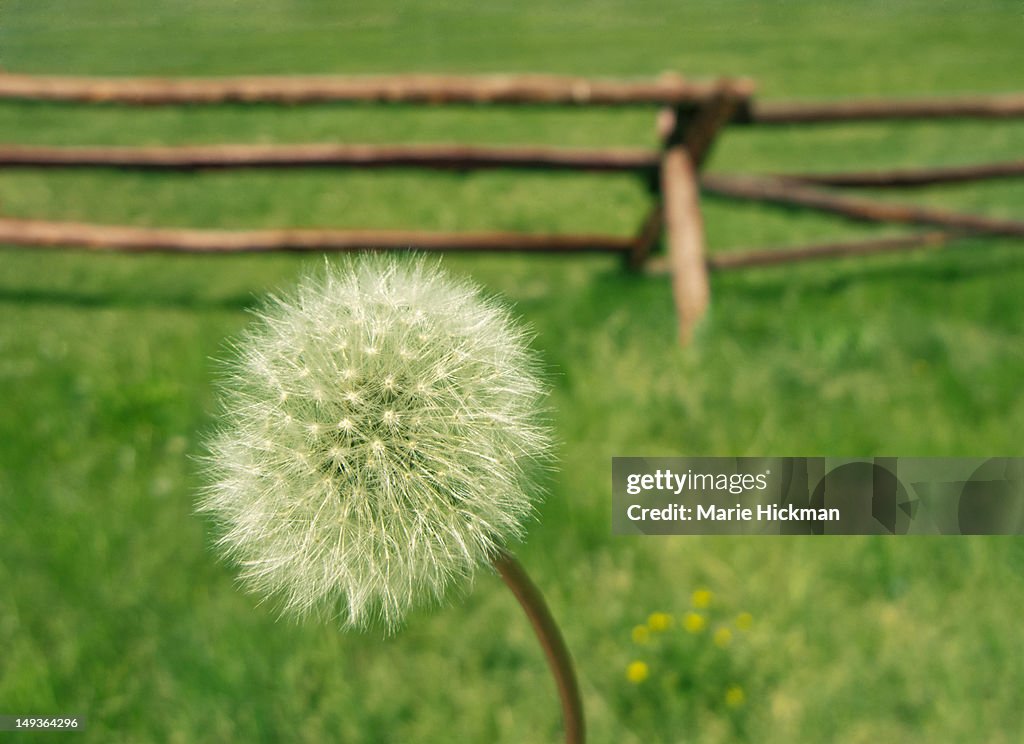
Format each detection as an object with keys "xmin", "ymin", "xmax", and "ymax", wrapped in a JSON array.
[{"xmin": 199, "ymin": 255, "xmax": 551, "ymax": 632}]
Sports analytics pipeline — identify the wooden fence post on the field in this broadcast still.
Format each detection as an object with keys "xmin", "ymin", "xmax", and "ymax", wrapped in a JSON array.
[
  {"xmin": 657, "ymin": 94, "xmax": 740, "ymax": 344},
  {"xmin": 661, "ymin": 145, "xmax": 709, "ymax": 344}
]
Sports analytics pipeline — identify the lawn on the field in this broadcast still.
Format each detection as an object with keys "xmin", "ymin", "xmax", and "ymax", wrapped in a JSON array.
[{"xmin": 1, "ymin": 2, "xmax": 1023, "ymax": 742}]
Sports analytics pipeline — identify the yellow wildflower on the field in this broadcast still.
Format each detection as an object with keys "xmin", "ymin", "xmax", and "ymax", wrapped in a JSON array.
[
  {"xmin": 632, "ymin": 625, "xmax": 650, "ymax": 645},
  {"xmin": 691, "ymin": 588, "xmax": 713, "ymax": 608},
  {"xmin": 725, "ymin": 685, "xmax": 745, "ymax": 708},
  {"xmin": 682, "ymin": 612, "xmax": 706, "ymax": 633},
  {"xmin": 626, "ymin": 660, "xmax": 649, "ymax": 684},
  {"xmin": 647, "ymin": 612, "xmax": 673, "ymax": 632},
  {"xmin": 735, "ymin": 612, "xmax": 753, "ymax": 631},
  {"xmin": 713, "ymin": 627, "xmax": 733, "ymax": 648}
]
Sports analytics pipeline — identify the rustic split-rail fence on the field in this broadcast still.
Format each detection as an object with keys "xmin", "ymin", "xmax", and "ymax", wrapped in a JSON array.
[{"xmin": 1, "ymin": 72, "xmax": 1022, "ymax": 343}]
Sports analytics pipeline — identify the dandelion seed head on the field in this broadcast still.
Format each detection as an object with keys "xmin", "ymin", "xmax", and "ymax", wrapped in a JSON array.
[{"xmin": 200, "ymin": 255, "xmax": 551, "ymax": 631}]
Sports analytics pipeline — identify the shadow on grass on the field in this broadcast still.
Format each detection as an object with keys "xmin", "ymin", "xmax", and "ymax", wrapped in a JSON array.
[
  {"xmin": 0, "ymin": 240, "xmax": 1021, "ymax": 313},
  {"xmin": 713, "ymin": 240, "xmax": 1024, "ymax": 301},
  {"xmin": 0, "ymin": 286, "xmax": 258, "ymax": 311}
]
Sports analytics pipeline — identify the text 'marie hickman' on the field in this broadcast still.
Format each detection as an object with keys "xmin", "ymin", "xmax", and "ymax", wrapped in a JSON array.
[{"xmin": 624, "ymin": 468, "xmax": 841, "ymax": 523}]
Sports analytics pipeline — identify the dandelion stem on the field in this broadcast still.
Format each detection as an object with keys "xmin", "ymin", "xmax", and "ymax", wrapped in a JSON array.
[{"xmin": 492, "ymin": 548, "xmax": 585, "ymax": 744}]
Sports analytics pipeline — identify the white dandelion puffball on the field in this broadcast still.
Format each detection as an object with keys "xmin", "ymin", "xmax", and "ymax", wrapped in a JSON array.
[{"xmin": 200, "ymin": 256, "xmax": 551, "ymax": 630}]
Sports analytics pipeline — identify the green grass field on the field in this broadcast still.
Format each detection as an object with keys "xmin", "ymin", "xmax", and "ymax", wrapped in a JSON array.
[{"xmin": 2, "ymin": 2, "xmax": 1023, "ymax": 742}]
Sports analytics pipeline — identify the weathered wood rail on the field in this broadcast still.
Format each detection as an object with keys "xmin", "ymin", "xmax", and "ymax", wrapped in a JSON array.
[
  {"xmin": 0, "ymin": 142, "xmax": 661, "ymax": 173},
  {"xmin": 769, "ymin": 160, "xmax": 1024, "ymax": 188},
  {"xmin": 741, "ymin": 93, "xmax": 1024, "ymax": 124},
  {"xmin": 0, "ymin": 218, "xmax": 635, "ymax": 255},
  {"xmin": 0, "ymin": 72, "xmax": 754, "ymax": 106},
  {"xmin": 702, "ymin": 174, "xmax": 1024, "ymax": 237}
]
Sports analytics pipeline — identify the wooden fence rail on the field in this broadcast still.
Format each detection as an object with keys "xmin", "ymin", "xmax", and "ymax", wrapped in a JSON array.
[
  {"xmin": 0, "ymin": 218, "xmax": 635, "ymax": 255},
  {"xmin": 771, "ymin": 160, "xmax": 1024, "ymax": 188},
  {"xmin": 0, "ymin": 72, "xmax": 754, "ymax": 107},
  {"xmin": 742, "ymin": 93, "xmax": 1024, "ymax": 124},
  {"xmin": 0, "ymin": 142, "xmax": 661, "ymax": 173},
  {"xmin": 702, "ymin": 174, "xmax": 1024, "ymax": 237},
  {"xmin": 642, "ymin": 232, "xmax": 956, "ymax": 274},
  {"xmin": 2, "ymin": 73, "xmax": 1021, "ymax": 123},
  {"xmin": 706, "ymin": 232, "xmax": 956, "ymax": 270}
]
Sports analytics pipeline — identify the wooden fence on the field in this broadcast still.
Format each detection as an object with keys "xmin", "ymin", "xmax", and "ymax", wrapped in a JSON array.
[{"xmin": 1, "ymin": 73, "xmax": 1022, "ymax": 343}]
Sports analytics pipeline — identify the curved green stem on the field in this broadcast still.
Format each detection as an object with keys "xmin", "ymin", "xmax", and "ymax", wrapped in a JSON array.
[{"xmin": 492, "ymin": 548, "xmax": 585, "ymax": 744}]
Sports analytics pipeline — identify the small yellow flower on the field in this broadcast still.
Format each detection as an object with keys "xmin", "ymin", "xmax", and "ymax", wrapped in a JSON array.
[
  {"xmin": 725, "ymin": 685, "xmax": 745, "ymax": 708},
  {"xmin": 691, "ymin": 588, "xmax": 713, "ymax": 608},
  {"xmin": 632, "ymin": 625, "xmax": 651, "ymax": 645},
  {"xmin": 735, "ymin": 612, "xmax": 753, "ymax": 631},
  {"xmin": 626, "ymin": 660, "xmax": 649, "ymax": 684},
  {"xmin": 682, "ymin": 612, "xmax": 706, "ymax": 633},
  {"xmin": 647, "ymin": 612, "xmax": 673, "ymax": 632},
  {"xmin": 713, "ymin": 627, "xmax": 733, "ymax": 648}
]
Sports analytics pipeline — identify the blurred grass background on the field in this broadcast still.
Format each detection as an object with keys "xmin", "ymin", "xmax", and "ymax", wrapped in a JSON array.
[{"xmin": 1, "ymin": 1, "xmax": 1023, "ymax": 742}]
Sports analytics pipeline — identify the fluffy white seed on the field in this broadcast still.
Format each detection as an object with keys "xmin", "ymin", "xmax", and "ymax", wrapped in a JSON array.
[{"xmin": 199, "ymin": 255, "xmax": 550, "ymax": 631}]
